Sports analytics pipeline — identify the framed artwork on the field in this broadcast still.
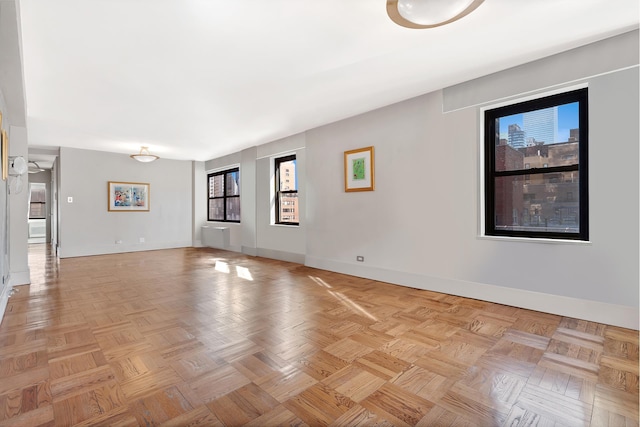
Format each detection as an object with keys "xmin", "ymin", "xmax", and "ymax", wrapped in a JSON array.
[
  {"xmin": 344, "ymin": 146, "xmax": 374, "ymax": 192},
  {"xmin": 108, "ymin": 181, "xmax": 150, "ymax": 211},
  {"xmin": 1, "ymin": 129, "xmax": 8, "ymax": 181}
]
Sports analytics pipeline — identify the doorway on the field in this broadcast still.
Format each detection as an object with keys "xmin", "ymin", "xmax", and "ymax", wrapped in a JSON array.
[{"xmin": 27, "ymin": 182, "xmax": 47, "ymax": 244}]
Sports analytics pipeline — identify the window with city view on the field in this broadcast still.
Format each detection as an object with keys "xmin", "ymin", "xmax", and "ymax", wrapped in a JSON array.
[
  {"xmin": 275, "ymin": 155, "xmax": 298, "ymax": 225},
  {"xmin": 484, "ymin": 88, "xmax": 588, "ymax": 240},
  {"xmin": 207, "ymin": 168, "xmax": 240, "ymax": 222}
]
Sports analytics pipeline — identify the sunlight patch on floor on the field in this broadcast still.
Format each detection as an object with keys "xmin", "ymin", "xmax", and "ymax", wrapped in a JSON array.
[
  {"xmin": 236, "ymin": 266, "xmax": 253, "ymax": 281},
  {"xmin": 309, "ymin": 275, "xmax": 377, "ymax": 321}
]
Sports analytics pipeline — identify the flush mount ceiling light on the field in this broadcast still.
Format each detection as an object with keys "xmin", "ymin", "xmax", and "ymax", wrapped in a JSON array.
[
  {"xmin": 28, "ymin": 161, "xmax": 45, "ymax": 174},
  {"xmin": 387, "ymin": 0, "xmax": 484, "ymax": 29},
  {"xmin": 130, "ymin": 146, "xmax": 159, "ymax": 163}
]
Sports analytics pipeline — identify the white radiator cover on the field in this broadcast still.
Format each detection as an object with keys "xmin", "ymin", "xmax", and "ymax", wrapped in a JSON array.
[
  {"xmin": 28, "ymin": 219, "xmax": 46, "ymax": 238},
  {"xmin": 202, "ymin": 226, "xmax": 230, "ymax": 249}
]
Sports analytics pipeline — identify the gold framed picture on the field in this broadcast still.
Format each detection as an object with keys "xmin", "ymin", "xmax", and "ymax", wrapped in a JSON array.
[{"xmin": 344, "ymin": 146, "xmax": 374, "ymax": 192}]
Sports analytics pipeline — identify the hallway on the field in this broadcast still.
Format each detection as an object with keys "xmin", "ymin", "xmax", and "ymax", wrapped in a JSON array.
[{"xmin": 27, "ymin": 243, "xmax": 58, "ymax": 292}]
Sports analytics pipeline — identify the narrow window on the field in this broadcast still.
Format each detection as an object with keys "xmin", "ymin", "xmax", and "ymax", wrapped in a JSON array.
[
  {"xmin": 275, "ymin": 155, "xmax": 298, "ymax": 225},
  {"xmin": 207, "ymin": 168, "xmax": 240, "ymax": 222},
  {"xmin": 28, "ymin": 184, "xmax": 47, "ymax": 219},
  {"xmin": 484, "ymin": 88, "xmax": 588, "ymax": 240}
]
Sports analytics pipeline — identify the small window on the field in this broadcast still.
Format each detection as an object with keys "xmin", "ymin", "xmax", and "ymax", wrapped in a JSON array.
[
  {"xmin": 275, "ymin": 155, "xmax": 298, "ymax": 225},
  {"xmin": 484, "ymin": 88, "xmax": 588, "ymax": 240},
  {"xmin": 207, "ymin": 168, "xmax": 240, "ymax": 222},
  {"xmin": 29, "ymin": 184, "xmax": 46, "ymax": 219}
]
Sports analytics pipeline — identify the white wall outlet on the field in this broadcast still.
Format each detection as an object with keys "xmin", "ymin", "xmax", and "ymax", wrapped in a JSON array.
[
  {"xmin": 67, "ymin": 196, "xmax": 73, "ymax": 203},
  {"xmin": 139, "ymin": 237, "xmax": 145, "ymax": 243},
  {"xmin": 115, "ymin": 240, "xmax": 122, "ymax": 244},
  {"xmin": 356, "ymin": 255, "xmax": 364, "ymax": 262}
]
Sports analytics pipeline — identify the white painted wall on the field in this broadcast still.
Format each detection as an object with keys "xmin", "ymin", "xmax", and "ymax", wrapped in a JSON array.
[{"xmin": 58, "ymin": 147, "xmax": 192, "ymax": 258}]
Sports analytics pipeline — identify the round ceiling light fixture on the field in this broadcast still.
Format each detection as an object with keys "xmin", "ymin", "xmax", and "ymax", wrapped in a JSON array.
[
  {"xmin": 387, "ymin": 0, "xmax": 484, "ymax": 29},
  {"xmin": 130, "ymin": 146, "xmax": 159, "ymax": 163},
  {"xmin": 28, "ymin": 161, "xmax": 45, "ymax": 174}
]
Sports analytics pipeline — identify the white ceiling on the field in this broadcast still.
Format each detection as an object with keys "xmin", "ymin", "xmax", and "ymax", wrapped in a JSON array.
[{"xmin": 16, "ymin": 0, "xmax": 640, "ymax": 162}]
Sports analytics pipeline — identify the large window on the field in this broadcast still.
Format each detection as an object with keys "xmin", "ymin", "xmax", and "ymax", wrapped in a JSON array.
[
  {"xmin": 208, "ymin": 168, "xmax": 240, "ymax": 222},
  {"xmin": 275, "ymin": 155, "xmax": 298, "ymax": 225},
  {"xmin": 484, "ymin": 88, "xmax": 588, "ymax": 240}
]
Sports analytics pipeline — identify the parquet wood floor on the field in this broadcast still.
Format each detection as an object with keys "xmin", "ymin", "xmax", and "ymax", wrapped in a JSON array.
[{"xmin": 0, "ymin": 244, "xmax": 637, "ymax": 426}]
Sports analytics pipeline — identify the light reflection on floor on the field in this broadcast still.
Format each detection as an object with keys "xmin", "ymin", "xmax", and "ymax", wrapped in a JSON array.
[{"xmin": 309, "ymin": 275, "xmax": 377, "ymax": 321}]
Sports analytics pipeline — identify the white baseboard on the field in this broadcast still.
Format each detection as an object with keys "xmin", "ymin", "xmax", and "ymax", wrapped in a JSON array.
[
  {"xmin": 0, "ymin": 283, "xmax": 11, "ymax": 326},
  {"xmin": 241, "ymin": 246, "xmax": 257, "ymax": 256},
  {"xmin": 58, "ymin": 241, "xmax": 193, "ymax": 258},
  {"xmin": 256, "ymin": 248, "xmax": 305, "ymax": 264},
  {"xmin": 305, "ymin": 256, "xmax": 639, "ymax": 330}
]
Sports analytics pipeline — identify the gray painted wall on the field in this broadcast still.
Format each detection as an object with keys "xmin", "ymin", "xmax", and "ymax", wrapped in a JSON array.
[
  {"xmin": 0, "ymin": 0, "xmax": 28, "ymax": 321},
  {"xmin": 203, "ymin": 151, "xmax": 243, "ymax": 251},
  {"xmin": 203, "ymin": 31, "xmax": 639, "ymax": 328},
  {"xmin": 191, "ymin": 161, "xmax": 206, "ymax": 247},
  {"xmin": 303, "ymin": 45, "xmax": 638, "ymax": 326},
  {"xmin": 255, "ymin": 133, "xmax": 306, "ymax": 262},
  {"xmin": 306, "ymin": 66, "xmax": 639, "ymax": 308},
  {"xmin": 9, "ymin": 125, "xmax": 29, "ymax": 286},
  {"xmin": 58, "ymin": 147, "xmax": 193, "ymax": 258},
  {"xmin": 0, "ymin": 88, "xmax": 10, "ymax": 320},
  {"xmin": 199, "ymin": 133, "xmax": 307, "ymax": 263}
]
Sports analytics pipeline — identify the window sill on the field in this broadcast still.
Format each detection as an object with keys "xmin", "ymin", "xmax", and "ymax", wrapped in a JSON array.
[
  {"xmin": 477, "ymin": 235, "xmax": 592, "ymax": 246},
  {"xmin": 271, "ymin": 223, "xmax": 300, "ymax": 228}
]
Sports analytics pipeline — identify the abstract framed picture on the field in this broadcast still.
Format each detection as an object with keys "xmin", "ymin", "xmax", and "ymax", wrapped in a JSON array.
[
  {"xmin": 108, "ymin": 181, "xmax": 150, "ymax": 212},
  {"xmin": 344, "ymin": 146, "xmax": 374, "ymax": 192}
]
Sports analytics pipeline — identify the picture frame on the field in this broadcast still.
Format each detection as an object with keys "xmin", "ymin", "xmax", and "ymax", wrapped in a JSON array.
[
  {"xmin": 1, "ymin": 129, "xmax": 8, "ymax": 181},
  {"xmin": 344, "ymin": 146, "xmax": 374, "ymax": 192},
  {"xmin": 108, "ymin": 181, "xmax": 150, "ymax": 212}
]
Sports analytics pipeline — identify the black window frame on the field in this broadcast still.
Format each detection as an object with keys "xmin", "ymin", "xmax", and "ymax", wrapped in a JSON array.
[
  {"xmin": 484, "ymin": 88, "xmax": 589, "ymax": 240},
  {"xmin": 275, "ymin": 154, "xmax": 299, "ymax": 226},
  {"xmin": 207, "ymin": 167, "xmax": 240, "ymax": 223}
]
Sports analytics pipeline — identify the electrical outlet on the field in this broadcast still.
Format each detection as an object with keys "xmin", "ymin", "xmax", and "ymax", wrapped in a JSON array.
[
  {"xmin": 139, "ymin": 237, "xmax": 145, "ymax": 243},
  {"xmin": 115, "ymin": 240, "xmax": 122, "ymax": 244},
  {"xmin": 356, "ymin": 255, "xmax": 364, "ymax": 262},
  {"xmin": 67, "ymin": 196, "xmax": 73, "ymax": 203}
]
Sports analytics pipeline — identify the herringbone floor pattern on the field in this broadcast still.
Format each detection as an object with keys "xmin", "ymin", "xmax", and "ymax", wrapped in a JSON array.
[{"xmin": 0, "ymin": 245, "xmax": 637, "ymax": 426}]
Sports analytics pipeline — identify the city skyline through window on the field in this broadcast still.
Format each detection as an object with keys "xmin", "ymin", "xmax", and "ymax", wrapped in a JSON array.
[{"xmin": 499, "ymin": 102, "xmax": 579, "ymax": 145}]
